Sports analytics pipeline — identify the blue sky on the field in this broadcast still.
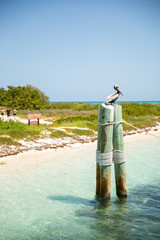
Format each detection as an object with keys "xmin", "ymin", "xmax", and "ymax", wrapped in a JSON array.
[{"xmin": 0, "ymin": 0, "xmax": 160, "ymax": 101}]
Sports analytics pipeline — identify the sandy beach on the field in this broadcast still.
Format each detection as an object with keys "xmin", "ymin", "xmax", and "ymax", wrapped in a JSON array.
[
  {"xmin": 1, "ymin": 117, "xmax": 160, "ymax": 153},
  {"xmin": 1, "ymin": 113, "xmax": 160, "ymax": 159},
  {"xmin": 0, "ymin": 123, "xmax": 159, "ymax": 172}
]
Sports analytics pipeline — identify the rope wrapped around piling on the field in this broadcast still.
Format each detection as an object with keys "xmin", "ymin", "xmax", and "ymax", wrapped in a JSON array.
[
  {"xmin": 96, "ymin": 150, "xmax": 125, "ymax": 165},
  {"xmin": 113, "ymin": 150, "xmax": 126, "ymax": 164},
  {"xmin": 96, "ymin": 151, "xmax": 112, "ymax": 166}
]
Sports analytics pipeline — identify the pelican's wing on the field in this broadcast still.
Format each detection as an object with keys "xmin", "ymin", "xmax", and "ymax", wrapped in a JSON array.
[{"xmin": 105, "ymin": 92, "xmax": 118, "ymax": 103}]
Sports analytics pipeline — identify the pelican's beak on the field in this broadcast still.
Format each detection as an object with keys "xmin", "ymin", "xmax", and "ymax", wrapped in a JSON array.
[
  {"xmin": 117, "ymin": 87, "xmax": 123, "ymax": 96},
  {"xmin": 120, "ymin": 90, "xmax": 123, "ymax": 96}
]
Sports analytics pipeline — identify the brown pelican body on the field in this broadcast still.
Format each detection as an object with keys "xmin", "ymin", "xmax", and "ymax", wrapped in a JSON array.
[{"xmin": 105, "ymin": 85, "xmax": 123, "ymax": 104}]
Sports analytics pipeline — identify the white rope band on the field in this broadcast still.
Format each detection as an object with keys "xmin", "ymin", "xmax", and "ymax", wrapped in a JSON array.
[
  {"xmin": 96, "ymin": 150, "xmax": 126, "ymax": 165},
  {"xmin": 113, "ymin": 150, "xmax": 126, "ymax": 164},
  {"xmin": 99, "ymin": 152, "xmax": 112, "ymax": 166}
]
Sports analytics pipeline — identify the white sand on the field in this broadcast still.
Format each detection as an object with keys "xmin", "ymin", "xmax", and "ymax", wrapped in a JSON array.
[
  {"xmin": 0, "ymin": 128, "xmax": 159, "ymax": 173},
  {"xmin": 0, "ymin": 142, "xmax": 96, "ymax": 173}
]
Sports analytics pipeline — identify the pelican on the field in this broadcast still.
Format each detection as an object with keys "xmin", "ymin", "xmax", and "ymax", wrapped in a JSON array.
[{"xmin": 105, "ymin": 85, "xmax": 123, "ymax": 104}]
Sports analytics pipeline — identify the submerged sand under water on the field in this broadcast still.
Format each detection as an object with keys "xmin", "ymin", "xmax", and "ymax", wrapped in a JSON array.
[{"xmin": 0, "ymin": 135, "xmax": 159, "ymax": 240}]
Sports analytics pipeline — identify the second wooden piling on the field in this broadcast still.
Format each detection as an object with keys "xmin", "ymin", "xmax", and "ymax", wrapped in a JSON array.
[{"xmin": 113, "ymin": 105, "xmax": 127, "ymax": 198}]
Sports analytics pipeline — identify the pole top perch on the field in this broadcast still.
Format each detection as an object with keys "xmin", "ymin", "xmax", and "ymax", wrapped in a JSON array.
[{"xmin": 105, "ymin": 85, "xmax": 123, "ymax": 104}]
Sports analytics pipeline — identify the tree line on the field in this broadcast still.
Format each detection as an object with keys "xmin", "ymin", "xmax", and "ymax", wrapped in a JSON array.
[
  {"xmin": 0, "ymin": 85, "xmax": 49, "ymax": 109},
  {"xmin": 0, "ymin": 85, "xmax": 160, "ymax": 116}
]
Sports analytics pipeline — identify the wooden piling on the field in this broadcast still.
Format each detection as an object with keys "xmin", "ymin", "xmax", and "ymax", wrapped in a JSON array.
[
  {"xmin": 99, "ymin": 104, "xmax": 114, "ymax": 200},
  {"xmin": 96, "ymin": 105, "xmax": 101, "ymax": 196},
  {"xmin": 113, "ymin": 105, "xmax": 127, "ymax": 198}
]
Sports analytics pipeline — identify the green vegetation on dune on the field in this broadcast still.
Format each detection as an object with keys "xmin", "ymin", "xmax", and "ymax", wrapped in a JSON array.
[
  {"xmin": 1, "ymin": 102, "xmax": 160, "ymax": 121},
  {"xmin": 50, "ymin": 130, "xmax": 71, "ymax": 138},
  {"xmin": 120, "ymin": 102, "xmax": 160, "ymax": 117},
  {"xmin": 65, "ymin": 128, "xmax": 94, "ymax": 136},
  {"xmin": 0, "ymin": 119, "xmax": 42, "ymax": 139},
  {"xmin": 0, "ymin": 137, "xmax": 21, "ymax": 146},
  {"xmin": 46, "ymin": 102, "xmax": 99, "ymax": 111},
  {"xmin": 50, "ymin": 128, "xmax": 95, "ymax": 138},
  {"xmin": 53, "ymin": 115, "xmax": 98, "ymax": 131},
  {"xmin": 50, "ymin": 104, "xmax": 160, "ymax": 132},
  {"xmin": 119, "ymin": 103, "xmax": 160, "ymax": 131},
  {"xmin": 0, "ymin": 92, "xmax": 160, "ymax": 146},
  {"xmin": 122, "ymin": 115, "xmax": 158, "ymax": 131},
  {"xmin": 17, "ymin": 102, "xmax": 160, "ymax": 117},
  {"xmin": 17, "ymin": 109, "xmax": 96, "ymax": 119},
  {"xmin": 54, "ymin": 115, "xmax": 97, "ymax": 124}
]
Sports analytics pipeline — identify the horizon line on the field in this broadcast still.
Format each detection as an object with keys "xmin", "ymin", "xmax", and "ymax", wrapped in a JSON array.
[{"xmin": 50, "ymin": 100, "xmax": 160, "ymax": 103}]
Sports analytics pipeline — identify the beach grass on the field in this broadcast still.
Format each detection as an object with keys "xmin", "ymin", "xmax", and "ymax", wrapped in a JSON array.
[
  {"xmin": 0, "ymin": 103, "xmax": 159, "ymax": 145},
  {"xmin": 16, "ymin": 103, "xmax": 160, "ymax": 133},
  {"xmin": 122, "ymin": 115, "xmax": 159, "ymax": 131},
  {"xmin": 65, "ymin": 128, "xmax": 95, "ymax": 136},
  {"xmin": 0, "ymin": 137, "xmax": 21, "ymax": 146},
  {"xmin": 52, "ymin": 115, "xmax": 97, "ymax": 131},
  {"xmin": 120, "ymin": 102, "xmax": 160, "ymax": 117},
  {"xmin": 0, "ymin": 119, "xmax": 43, "ymax": 139},
  {"xmin": 17, "ymin": 109, "xmax": 97, "ymax": 119},
  {"xmin": 50, "ymin": 130, "xmax": 71, "ymax": 138}
]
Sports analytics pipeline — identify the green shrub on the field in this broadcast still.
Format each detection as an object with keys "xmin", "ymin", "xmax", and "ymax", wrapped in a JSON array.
[
  {"xmin": 0, "ymin": 119, "xmax": 41, "ymax": 139},
  {"xmin": 65, "ymin": 128, "xmax": 94, "ymax": 136},
  {"xmin": 122, "ymin": 115, "xmax": 157, "ymax": 131},
  {"xmin": 52, "ymin": 114, "xmax": 98, "ymax": 131},
  {"xmin": 0, "ymin": 137, "xmax": 21, "ymax": 146},
  {"xmin": 0, "ymin": 85, "xmax": 48, "ymax": 109},
  {"xmin": 120, "ymin": 103, "xmax": 160, "ymax": 117},
  {"xmin": 54, "ymin": 114, "xmax": 97, "ymax": 125},
  {"xmin": 50, "ymin": 130, "xmax": 71, "ymax": 138},
  {"xmin": 46, "ymin": 102, "xmax": 99, "ymax": 111}
]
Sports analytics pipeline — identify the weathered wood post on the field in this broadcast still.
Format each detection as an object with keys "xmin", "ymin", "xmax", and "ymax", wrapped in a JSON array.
[
  {"xmin": 96, "ymin": 105, "xmax": 101, "ymax": 196},
  {"xmin": 113, "ymin": 105, "xmax": 127, "ymax": 198},
  {"xmin": 98, "ymin": 104, "xmax": 114, "ymax": 200}
]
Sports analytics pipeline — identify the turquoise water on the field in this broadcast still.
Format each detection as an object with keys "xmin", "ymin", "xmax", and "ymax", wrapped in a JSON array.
[
  {"xmin": 0, "ymin": 138, "xmax": 160, "ymax": 240},
  {"xmin": 89, "ymin": 101, "xmax": 160, "ymax": 105},
  {"xmin": 51, "ymin": 101, "xmax": 160, "ymax": 105}
]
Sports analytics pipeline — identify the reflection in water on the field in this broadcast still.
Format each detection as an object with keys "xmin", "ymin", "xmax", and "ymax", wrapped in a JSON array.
[
  {"xmin": 48, "ymin": 194, "xmax": 131, "ymax": 239},
  {"xmin": 0, "ymin": 137, "xmax": 159, "ymax": 240},
  {"xmin": 75, "ymin": 197, "xmax": 130, "ymax": 240},
  {"xmin": 47, "ymin": 183, "xmax": 160, "ymax": 240}
]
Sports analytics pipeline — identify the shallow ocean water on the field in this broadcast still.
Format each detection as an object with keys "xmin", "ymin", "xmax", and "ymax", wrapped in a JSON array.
[{"xmin": 0, "ymin": 138, "xmax": 159, "ymax": 240}]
